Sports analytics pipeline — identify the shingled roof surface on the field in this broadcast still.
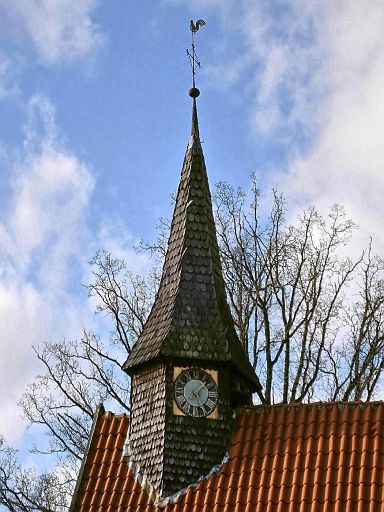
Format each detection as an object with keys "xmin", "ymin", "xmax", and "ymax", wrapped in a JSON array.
[
  {"xmin": 123, "ymin": 99, "xmax": 259, "ymax": 389},
  {"xmin": 71, "ymin": 401, "xmax": 384, "ymax": 512}
]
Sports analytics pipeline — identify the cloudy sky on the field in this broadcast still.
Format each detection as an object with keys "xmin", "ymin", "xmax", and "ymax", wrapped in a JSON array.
[{"xmin": 0, "ymin": 0, "xmax": 383, "ymax": 452}]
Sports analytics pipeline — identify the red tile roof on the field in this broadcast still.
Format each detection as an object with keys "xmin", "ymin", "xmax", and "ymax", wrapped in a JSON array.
[{"xmin": 71, "ymin": 401, "xmax": 384, "ymax": 512}]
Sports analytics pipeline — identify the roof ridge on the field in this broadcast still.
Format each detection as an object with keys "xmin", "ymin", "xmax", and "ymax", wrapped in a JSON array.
[{"xmin": 237, "ymin": 400, "xmax": 384, "ymax": 414}]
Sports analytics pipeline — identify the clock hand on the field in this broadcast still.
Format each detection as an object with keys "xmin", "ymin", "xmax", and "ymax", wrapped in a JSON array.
[
  {"xmin": 193, "ymin": 389, "xmax": 203, "ymax": 406},
  {"xmin": 192, "ymin": 382, "xmax": 205, "ymax": 407},
  {"xmin": 192, "ymin": 382, "xmax": 206, "ymax": 406},
  {"xmin": 194, "ymin": 382, "xmax": 205, "ymax": 394}
]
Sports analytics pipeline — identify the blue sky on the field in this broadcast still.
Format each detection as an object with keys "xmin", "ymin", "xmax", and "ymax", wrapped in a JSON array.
[{"xmin": 1, "ymin": 0, "xmax": 384, "ymax": 452}]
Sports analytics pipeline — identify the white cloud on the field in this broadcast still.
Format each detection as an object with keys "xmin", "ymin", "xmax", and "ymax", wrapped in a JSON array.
[
  {"xmin": 0, "ymin": 94, "xmax": 154, "ymax": 443},
  {"xmin": 198, "ymin": 0, "xmax": 325, "ymax": 143},
  {"xmin": 96, "ymin": 220, "xmax": 152, "ymax": 276},
  {"xmin": 282, "ymin": 1, "xmax": 384, "ymax": 252},
  {"xmin": 0, "ymin": 0, "xmax": 105, "ymax": 64},
  {"xmin": 190, "ymin": 0, "xmax": 384, "ymax": 252},
  {"xmin": 0, "ymin": 95, "xmax": 95, "ymax": 442}
]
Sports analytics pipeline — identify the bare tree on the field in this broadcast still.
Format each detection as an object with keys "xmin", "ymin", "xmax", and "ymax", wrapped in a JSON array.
[
  {"xmin": 324, "ymin": 244, "xmax": 384, "ymax": 401},
  {"xmin": 1, "ymin": 178, "xmax": 384, "ymax": 510},
  {"xmin": 0, "ymin": 436, "xmax": 68, "ymax": 511},
  {"xmin": 213, "ymin": 175, "xmax": 384, "ymax": 404},
  {"xmin": 1, "ymin": 253, "xmax": 155, "ymax": 511}
]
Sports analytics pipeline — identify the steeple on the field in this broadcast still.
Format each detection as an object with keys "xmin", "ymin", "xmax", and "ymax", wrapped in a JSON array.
[
  {"xmin": 123, "ymin": 91, "xmax": 260, "ymax": 392},
  {"xmin": 123, "ymin": 24, "xmax": 261, "ymax": 497}
]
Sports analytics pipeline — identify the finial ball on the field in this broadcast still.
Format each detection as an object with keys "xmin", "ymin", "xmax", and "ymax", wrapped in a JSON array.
[{"xmin": 189, "ymin": 87, "xmax": 200, "ymax": 98}]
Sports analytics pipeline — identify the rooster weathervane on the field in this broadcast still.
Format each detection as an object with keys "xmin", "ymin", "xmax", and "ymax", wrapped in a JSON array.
[{"xmin": 187, "ymin": 19, "xmax": 206, "ymax": 90}]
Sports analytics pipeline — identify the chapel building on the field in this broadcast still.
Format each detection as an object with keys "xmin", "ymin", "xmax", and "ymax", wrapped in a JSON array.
[{"xmin": 70, "ymin": 86, "xmax": 384, "ymax": 512}]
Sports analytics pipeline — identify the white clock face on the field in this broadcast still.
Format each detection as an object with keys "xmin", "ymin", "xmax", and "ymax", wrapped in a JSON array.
[{"xmin": 173, "ymin": 368, "xmax": 218, "ymax": 417}]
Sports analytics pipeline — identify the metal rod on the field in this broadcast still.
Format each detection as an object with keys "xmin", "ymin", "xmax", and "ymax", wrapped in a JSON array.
[{"xmin": 188, "ymin": 20, "xmax": 206, "ymax": 89}]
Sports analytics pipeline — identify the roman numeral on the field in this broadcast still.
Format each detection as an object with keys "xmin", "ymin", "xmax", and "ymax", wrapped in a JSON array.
[
  {"xmin": 201, "ymin": 373, "xmax": 210, "ymax": 384},
  {"xmin": 176, "ymin": 394, "xmax": 186, "ymax": 407},
  {"xmin": 179, "ymin": 373, "xmax": 189, "ymax": 384},
  {"xmin": 202, "ymin": 404, "xmax": 210, "ymax": 416},
  {"xmin": 206, "ymin": 398, "xmax": 215, "ymax": 408}
]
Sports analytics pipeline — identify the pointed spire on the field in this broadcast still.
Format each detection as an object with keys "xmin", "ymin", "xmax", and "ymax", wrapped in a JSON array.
[
  {"xmin": 191, "ymin": 97, "xmax": 199, "ymax": 140},
  {"xmin": 123, "ymin": 92, "xmax": 260, "ymax": 393},
  {"xmin": 189, "ymin": 87, "xmax": 200, "ymax": 140}
]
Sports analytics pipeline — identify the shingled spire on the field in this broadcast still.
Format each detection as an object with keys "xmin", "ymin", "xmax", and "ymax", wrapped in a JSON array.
[
  {"xmin": 123, "ymin": 94, "xmax": 260, "ymax": 391},
  {"xmin": 123, "ymin": 87, "xmax": 261, "ymax": 498}
]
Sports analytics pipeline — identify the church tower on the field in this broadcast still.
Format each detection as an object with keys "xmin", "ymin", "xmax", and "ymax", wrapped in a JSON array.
[{"xmin": 123, "ymin": 87, "xmax": 261, "ymax": 497}]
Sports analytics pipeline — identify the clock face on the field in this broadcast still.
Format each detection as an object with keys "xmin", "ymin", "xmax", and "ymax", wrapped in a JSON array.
[{"xmin": 173, "ymin": 368, "xmax": 218, "ymax": 417}]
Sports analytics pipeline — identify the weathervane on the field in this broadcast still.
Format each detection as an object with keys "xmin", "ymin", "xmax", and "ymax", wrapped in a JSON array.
[{"xmin": 187, "ymin": 19, "xmax": 206, "ymax": 91}]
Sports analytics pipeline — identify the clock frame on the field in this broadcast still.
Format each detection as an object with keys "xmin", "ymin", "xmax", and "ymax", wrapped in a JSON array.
[{"xmin": 173, "ymin": 366, "xmax": 219, "ymax": 419}]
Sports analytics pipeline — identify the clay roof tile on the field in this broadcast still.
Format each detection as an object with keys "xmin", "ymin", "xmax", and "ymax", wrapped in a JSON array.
[{"xmin": 72, "ymin": 401, "xmax": 384, "ymax": 512}]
